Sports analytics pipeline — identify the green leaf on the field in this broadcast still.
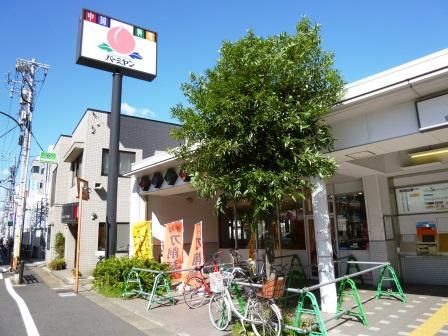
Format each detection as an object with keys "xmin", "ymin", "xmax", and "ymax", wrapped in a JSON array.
[
  {"xmin": 98, "ymin": 43, "xmax": 113, "ymax": 52},
  {"xmin": 170, "ymin": 16, "xmax": 343, "ymax": 246}
]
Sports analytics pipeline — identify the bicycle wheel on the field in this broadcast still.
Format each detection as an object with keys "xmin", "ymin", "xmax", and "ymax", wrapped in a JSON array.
[
  {"xmin": 209, "ymin": 293, "xmax": 231, "ymax": 331},
  {"xmin": 183, "ymin": 276, "xmax": 206, "ymax": 309},
  {"xmin": 250, "ymin": 300, "xmax": 282, "ymax": 336}
]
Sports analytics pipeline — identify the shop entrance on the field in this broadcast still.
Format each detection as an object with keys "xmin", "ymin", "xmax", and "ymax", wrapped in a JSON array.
[{"xmin": 305, "ymin": 215, "xmax": 337, "ymax": 279}]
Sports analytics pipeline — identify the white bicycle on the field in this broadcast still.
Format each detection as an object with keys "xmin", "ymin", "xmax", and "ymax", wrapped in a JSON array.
[{"xmin": 208, "ymin": 269, "xmax": 283, "ymax": 336}]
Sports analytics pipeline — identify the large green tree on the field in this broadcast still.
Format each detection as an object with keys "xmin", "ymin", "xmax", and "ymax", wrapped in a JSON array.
[{"xmin": 171, "ymin": 18, "xmax": 344, "ymax": 267}]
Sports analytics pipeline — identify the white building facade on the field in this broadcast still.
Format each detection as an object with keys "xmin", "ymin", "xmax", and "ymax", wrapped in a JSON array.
[
  {"xmin": 127, "ymin": 49, "xmax": 448, "ymax": 285},
  {"xmin": 22, "ymin": 158, "xmax": 50, "ymax": 258}
]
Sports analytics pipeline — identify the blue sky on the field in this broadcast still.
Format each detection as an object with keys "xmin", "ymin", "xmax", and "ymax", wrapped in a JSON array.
[{"xmin": 1, "ymin": 0, "xmax": 448, "ymax": 183}]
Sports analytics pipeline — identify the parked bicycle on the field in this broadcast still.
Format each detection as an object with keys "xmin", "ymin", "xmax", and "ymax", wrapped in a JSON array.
[
  {"xmin": 182, "ymin": 251, "xmax": 222, "ymax": 309},
  {"xmin": 229, "ymin": 249, "xmax": 265, "ymax": 280},
  {"xmin": 208, "ymin": 268, "xmax": 284, "ymax": 336}
]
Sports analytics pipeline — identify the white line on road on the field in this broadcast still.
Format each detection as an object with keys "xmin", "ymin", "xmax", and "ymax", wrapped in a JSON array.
[{"xmin": 5, "ymin": 278, "xmax": 40, "ymax": 336}]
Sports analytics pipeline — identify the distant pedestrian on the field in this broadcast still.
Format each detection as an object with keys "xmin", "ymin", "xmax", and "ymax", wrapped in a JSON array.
[{"xmin": 0, "ymin": 244, "xmax": 6, "ymax": 263}]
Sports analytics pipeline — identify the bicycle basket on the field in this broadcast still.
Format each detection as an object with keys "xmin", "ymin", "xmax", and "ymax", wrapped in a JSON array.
[
  {"xmin": 259, "ymin": 277, "xmax": 285, "ymax": 299},
  {"xmin": 209, "ymin": 272, "xmax": 224, "ymax": 293}
]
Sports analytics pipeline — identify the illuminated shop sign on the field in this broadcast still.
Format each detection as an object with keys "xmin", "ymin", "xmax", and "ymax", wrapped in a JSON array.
[{"xmin": 76, "ymin": 9, "xmax": 157, "ymax": 81}]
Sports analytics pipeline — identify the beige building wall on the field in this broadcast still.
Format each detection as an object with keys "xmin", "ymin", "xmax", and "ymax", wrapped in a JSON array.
[
  {"xmin": 48, "ymin": 109, "xmax": 178, "ymax": 274},
  {"xmin": 46, "ymin": 135, "xmax": 72, "ymax": 264}
]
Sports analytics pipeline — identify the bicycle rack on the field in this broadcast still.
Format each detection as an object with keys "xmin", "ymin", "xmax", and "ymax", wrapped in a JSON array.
[
  {"xmin": 277, "ymin": 254, "xmax": 308, "ymax": 303},
  {"xmin": 121, "ymin": 268, "xmax": 175, "ymax": 311},
  {"xmin": 375, "ymin": 265, "xmax": 406, "ymax": 303},
  {"xmin": 289, "ymin": 255, "xmax": 308, "ymax": 286},
  {"xmin": 345, "ymin": 255, "xmax": 365, "ymax": 285},
  {"xmin": 147, "ymin": 272, "xmax": 175, "ymax": 311},
  {"xmin": 337, "ymin": 278, "xmax": 368, "ymax": 326},
  {"xmin": 122, "ymin": 269, "xmax": 144, "ymax": 297},
  {"xmin": 293, "ymin": 292, "xmax": 327, "ymax": 336}
]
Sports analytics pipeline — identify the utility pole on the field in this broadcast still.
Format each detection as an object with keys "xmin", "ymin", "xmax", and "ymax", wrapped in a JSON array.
[{"xmin": 12, "ymin": 59, "xmax": 49, "ymax": 269}]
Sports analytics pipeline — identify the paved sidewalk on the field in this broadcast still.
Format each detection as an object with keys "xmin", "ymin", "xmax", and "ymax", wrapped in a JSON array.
[
  {"xmin": 31, "ymin": 264, "xmax": 230, "ymax": 336},
  {"xmin": 322, "ymin": 285, "xmax": 448, "ymax": 336},
  {"xmin": 30, "ymin": 263, "xmax": 448, "ymax": 336}
]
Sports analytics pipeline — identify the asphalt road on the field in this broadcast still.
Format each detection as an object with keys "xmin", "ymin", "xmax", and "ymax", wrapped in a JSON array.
[{"xmin": 0, "ymin": 267, "xmax": 146, "ymax": 336}]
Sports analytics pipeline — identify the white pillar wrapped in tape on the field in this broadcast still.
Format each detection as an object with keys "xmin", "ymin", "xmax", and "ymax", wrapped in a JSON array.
[{"xmin": 311, "ymin": 176, "xmax": 337, "ymax": 313}]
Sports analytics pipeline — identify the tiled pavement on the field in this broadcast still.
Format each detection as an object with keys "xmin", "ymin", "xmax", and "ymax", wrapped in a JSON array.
[
  {"xmin": 39, "ymin": 265, "xmax": 448, "ymax": 336},
  {"xmin": 103, "ymin": 284, "xmax": 448, "ymax": 336},
  {"xmin": 322, "ymin": 286, "xmax": 448, "ymax": 336}
]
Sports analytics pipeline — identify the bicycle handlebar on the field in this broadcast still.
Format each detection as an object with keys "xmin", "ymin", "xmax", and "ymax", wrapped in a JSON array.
[{"xmin": 212, "ymin": 250, "xmax": 223, "ymax": 262}]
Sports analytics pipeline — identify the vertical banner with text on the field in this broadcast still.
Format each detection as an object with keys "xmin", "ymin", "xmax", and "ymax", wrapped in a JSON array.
[
  {"xmin": 182, "ymin": 222, "xmax": 204, "ymax": 283},
  {"xmin": 162, "ymin": 220, "xmax": 183, "ymax": 280},
  {"xmin": 132, "ymin": 220, "xmax": 153, "ymax": 258}
]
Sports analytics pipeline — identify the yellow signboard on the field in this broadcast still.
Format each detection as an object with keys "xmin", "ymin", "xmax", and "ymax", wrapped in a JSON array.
[{"xmin": 132, "ymin": 220, "xmax": 152, "ymax": 258}]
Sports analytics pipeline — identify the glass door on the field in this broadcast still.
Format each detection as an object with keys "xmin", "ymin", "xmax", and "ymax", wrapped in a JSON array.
[{"xmin": 305, "ymin": 217, "xmax": 318, "ymax": 278}]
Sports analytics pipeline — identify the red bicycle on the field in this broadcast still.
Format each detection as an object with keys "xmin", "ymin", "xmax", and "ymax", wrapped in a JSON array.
[{"xmin": 183, "ymin": 251, "xmax": 221, "ymax": 309}]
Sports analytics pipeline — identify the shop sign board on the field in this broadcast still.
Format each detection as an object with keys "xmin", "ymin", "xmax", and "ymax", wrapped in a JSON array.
[
  {"xmin": 76, "ymin": 9, "xmax": 157, "ymax": 81},
  {"xmin": 39, "ymin": 151, "xmax": 57, "ymax": 164},
  {"xmin": 417, "ymin": 93, "xmax": 448, "ymax": 131},
  {"xmin": 395, "ymin": 182, "xmax": 448, "ymax": 214}
]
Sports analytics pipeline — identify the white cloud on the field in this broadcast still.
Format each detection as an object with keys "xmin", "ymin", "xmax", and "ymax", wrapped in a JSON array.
[{"xmin": 121, "ymin": 102, "xmax": 156, "ymax": 118}]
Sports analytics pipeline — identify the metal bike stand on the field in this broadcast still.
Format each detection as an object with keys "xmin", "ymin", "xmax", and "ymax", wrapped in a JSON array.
[
  {"xmin": 147, "ymin": 272, "xmax": 175, "ymax": 311},
  {"xmin": 122, "ymin": 268, "xmax": 144, "ymax": 297},
  {"xmin": 336, "ymin": 278, "xmax": 368, "ymax": 326},
  {"xmin": 344, "ymin": 255, "xmax": 365, "ymax": 285},
  {"xmin": 375, "ymin": 265, "xmax": 406, "ymax": 303},
  {"xmin": 293, "ymin": 291, "xmax": 327, "ymax": 336}
]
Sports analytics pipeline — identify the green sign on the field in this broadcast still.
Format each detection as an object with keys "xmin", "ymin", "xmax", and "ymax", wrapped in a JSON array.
[
  {"xmin": 39, "ymin": 151, "xmax": 57, "ymax": 163},
  {"xmin": 8, "ymin": 221, "xmax": 13, "ymax": 227}
]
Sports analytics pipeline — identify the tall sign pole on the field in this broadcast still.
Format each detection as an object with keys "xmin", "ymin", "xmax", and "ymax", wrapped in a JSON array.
[
  {"xmin": 76, "ymin": 9, "xmax": 157, "ymax": 259},
  {"xmin": 74, "ymin": 178, "xmax": 89, "ymax": 294},
  {"xmin": 105, "ymin": 72, "xmax": 123, "ymax": 258}
]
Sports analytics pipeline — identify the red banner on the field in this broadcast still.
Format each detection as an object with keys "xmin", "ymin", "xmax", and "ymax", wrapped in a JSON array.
[{"xmin": 162, "ymin": 220, "xmax": 183, "ymax": 280}]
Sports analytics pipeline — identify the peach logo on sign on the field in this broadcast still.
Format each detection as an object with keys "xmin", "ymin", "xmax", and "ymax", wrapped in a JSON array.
[{"xmin": 98, "ymin": 26, "xmax": 142, "ymax": 60}]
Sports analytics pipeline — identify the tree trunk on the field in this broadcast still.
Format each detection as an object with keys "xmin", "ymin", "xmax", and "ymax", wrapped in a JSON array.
[{"xmin": 264, "ymin": 208, "xmax": 276, "ymax": 278}]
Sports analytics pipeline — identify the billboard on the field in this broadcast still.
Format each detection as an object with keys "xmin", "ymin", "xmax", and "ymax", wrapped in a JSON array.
[{"xmin": 76, "ymin": 9, "xmax": 157, "ymax": 81}]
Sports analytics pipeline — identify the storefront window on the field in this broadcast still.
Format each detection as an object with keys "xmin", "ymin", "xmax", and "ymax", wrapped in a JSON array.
[
  {"xmin": 279, "ymin": 200, "xmax": 306, "ymax": 250},
  {"xmin": 218, "ymin": 207, "xmax": 256, "ymax": 249},
  {"xmin": 335, "ymin": 193, "xmax": 368, "ymax": 250}
]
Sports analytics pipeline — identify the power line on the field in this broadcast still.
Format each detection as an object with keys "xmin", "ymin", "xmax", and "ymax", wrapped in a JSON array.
[{"xmin": 0, "ymin": 125, "xmax": 18, "ymax": 140}]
